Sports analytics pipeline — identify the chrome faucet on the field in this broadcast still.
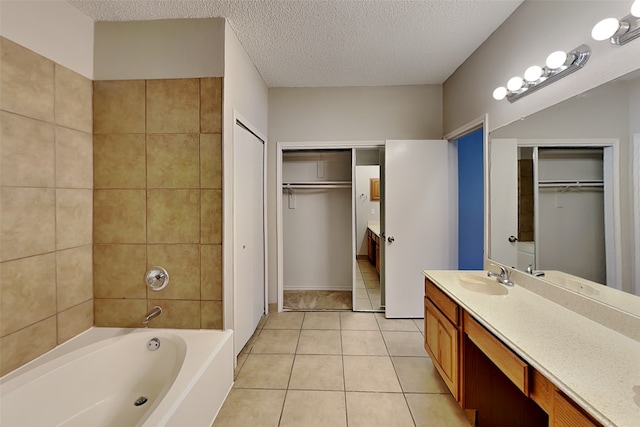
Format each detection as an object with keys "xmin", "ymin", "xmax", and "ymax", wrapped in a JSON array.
[
  {"xmin": 487, "ymin": 264, "xmax": 514, "ymax": 286},
  {"xmin": 143, "ymin": 306, "xmax": 162, "ymax": 326},
  {"xmin": 526, "ymin": 264, "xmax": 545, "ymax": 277}
]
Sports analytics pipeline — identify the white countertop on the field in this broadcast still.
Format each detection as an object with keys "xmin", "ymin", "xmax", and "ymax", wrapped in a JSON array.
[
  {"xmin": 423, "ymin": 270, "xmax": 640, "ymax": 427},
  {"xmin": 367, "ymin": 220, "xmax": 380, "ymax": 237}
]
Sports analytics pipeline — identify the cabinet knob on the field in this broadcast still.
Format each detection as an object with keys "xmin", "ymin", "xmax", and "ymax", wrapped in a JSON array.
[
  {"xmin": 508, "ymin": 235, "xmax": 518, "ymax": 243},
  {"xmin": 387, "ymin": 236, "xmax": 395, "ymax": 243}
]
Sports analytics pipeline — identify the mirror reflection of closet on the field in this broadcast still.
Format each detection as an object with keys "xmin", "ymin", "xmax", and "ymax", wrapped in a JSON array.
[{"xmin": 354, "ymin": 148, "xmax": 384, "ymax": 312}]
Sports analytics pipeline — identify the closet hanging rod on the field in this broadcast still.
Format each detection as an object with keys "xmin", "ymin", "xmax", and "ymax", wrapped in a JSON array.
[
  {"xmin": 283, "ymin": 181, "xmax": 351, "ymax": 186},
  {"xmin": 284, "ymin": 183, "xmax": 352, "ymax": 189},
  {"xmin": 538, "ymin": 181, "xmax": 604, "ymax": 188}
]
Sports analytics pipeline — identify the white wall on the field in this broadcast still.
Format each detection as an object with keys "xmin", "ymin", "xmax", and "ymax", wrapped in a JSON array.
[
  {"xmin": 267, "ymin": 84, "xmax": 442, "ymax": 302},
  {"xmin": 0, "ymin": 0, "xmax": 94, "ymax": 78},
  {"xmin": 223, "ymin": 22, "xmax": 269, "ymax": 327},
  {"xmin": 444, "ymin": 1, "xmax": 640, "ymax": 134},
  {"xmin": 281, "ymin": 151, "xmax": 352, "ymax": 290},
  {"xmin": 355, "ymin": 166, "xmax": 380, "ymax": 256},
  {"xmin": 94, "ymin": 19, "xmax": 224, "ymax": 80}
]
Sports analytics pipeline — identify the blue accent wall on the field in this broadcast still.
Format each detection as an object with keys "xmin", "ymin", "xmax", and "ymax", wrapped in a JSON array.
[{"xmin": 458, "ymin": 128, "xmax": 484, "ymax": 269}]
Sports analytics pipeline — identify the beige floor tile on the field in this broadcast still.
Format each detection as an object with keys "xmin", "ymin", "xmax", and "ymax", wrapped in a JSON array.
[
  {"xmin": 280, "ymin": 390, "xmax": 347, "ymax": 427},
  {"xmin": 406, "ymin": 393, "xmax": 472, "ymax": 427},
  {"xmin": 340, "ymin": 312, "xmax": 379, "ymax": 330},
  {"xmin": 233, "ymin": 354, "xmax": 294, "ymax": 389},
  {"xmin": 289, "ymin": 355, "xmax": 344, "ymax": 391},
  {"xmin": 296, "ymin": 330, "xmax": 342, "ymax": 355},
  {"xmin": 392, "ymin": 357, "xmax": 449, "ymax": 393},
  {"xmin": 251, "ymin": 329, "xmax": 300, "ymax": 354},
  {"xmin": 342, "ymin": 330, "xmax": 388, "ymax": 356},
  {"xmin": 343, "ymin": 356, "xmax": 402, "ymax": 392},
  {"xmin": 346, "ymin": 392, "xmax": 415, "ymax": 427},
  {"xmin": 375, "ymin": 313, "xmax": 420, "ymax": 331},
  {"xmin": 212, "ymin": 388, "xmax": 286, "ymax": 427},
  {"xmin": 383, "ymin": 331, "xmax": 428, "ymax": 357},
  {"xmin": 413, "ymin": 318, "xmax": 425, "ymax": 332},
  {"xmin": 302, "ymin": 311, "xmax": 341, "ymax": 329},
  {"xmin": 263, "ymin": 311, "xmax": 305, "ymax": 329}
]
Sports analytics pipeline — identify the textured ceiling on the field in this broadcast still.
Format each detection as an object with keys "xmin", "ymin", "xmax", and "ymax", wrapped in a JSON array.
[{"xmin": 67, "ymin": 0, "xmax": 524, "ymax": 87}]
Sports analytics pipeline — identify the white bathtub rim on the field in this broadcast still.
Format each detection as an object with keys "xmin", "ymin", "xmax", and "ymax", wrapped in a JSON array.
[{"xmin": 1, "ymin": 327, "xmax": 234, "ymax": 427}]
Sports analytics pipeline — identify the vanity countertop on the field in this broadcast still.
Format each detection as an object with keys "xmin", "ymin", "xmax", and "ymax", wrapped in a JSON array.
[
  {"xmin": 423, "ymin": 270, "xmax": 640, "ymax": 427},
  {"xmin": 367, "ymin": 221, "xmax": 380, "ymax": 237}
]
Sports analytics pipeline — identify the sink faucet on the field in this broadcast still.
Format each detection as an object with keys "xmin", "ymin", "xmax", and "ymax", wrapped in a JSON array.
[
  {"xmin": 487, "ymin": 264, "xmax": 514, "ymax": 286},
  {"xmin": 526, "ymin": 264, "xmax": 545, "ymax": 277},
  {"xmin": 143, "ymin": 306, "xmax": 162, "ymax": 326}
]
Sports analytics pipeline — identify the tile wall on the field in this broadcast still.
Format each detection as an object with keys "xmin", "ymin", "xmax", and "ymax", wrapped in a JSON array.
[
  {"xmin": 92, "ymin": 77, "xmax": 223, "ymax": 329},
  {"xmin": 0, "ymin": 37, "xmax": 94, "ymax": 375}
]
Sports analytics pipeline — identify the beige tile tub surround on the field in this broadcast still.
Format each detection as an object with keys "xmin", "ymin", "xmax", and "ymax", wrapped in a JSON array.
[
  {"xmin": 0, "ymin": 38, "xmax": 94, "ymax": 376},
  {"xmin": 93, "ymin": 77, "xmax": 223, "ymax": 330}
]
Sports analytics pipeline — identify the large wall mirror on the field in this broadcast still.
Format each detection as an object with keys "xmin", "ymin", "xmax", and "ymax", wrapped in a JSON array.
[{"xmin": 488, "ymin": 68, "xmax": 640, "ymax": 317}]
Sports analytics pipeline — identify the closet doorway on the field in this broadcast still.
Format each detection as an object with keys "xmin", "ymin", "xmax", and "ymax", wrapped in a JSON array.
[{"xmin": 281, "ymin": 149, "xmax": 353, "ymax": 310}]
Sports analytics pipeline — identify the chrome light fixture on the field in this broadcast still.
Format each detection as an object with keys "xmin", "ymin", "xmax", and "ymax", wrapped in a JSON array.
[
  {"xmin": 591, "ymin": 0, "xmax": 640, "ymax": 45},
  {"xmin": 492, "ymin": 45, "xmax": 591, "ymax": 103}
]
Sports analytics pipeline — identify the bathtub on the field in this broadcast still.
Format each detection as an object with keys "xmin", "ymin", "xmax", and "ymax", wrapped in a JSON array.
[{"xmin": 0, "ymin": 327, "xmax": 234, "ymax": 427}]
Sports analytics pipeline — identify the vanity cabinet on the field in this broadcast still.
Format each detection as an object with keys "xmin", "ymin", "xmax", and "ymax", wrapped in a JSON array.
[
  {"xmin": 424, "ymin": 280, "xmax": 460, "ymax": 401},
  {"xmin": 424, "ymin": 277, "xmax": 603, "ymax": 427}
]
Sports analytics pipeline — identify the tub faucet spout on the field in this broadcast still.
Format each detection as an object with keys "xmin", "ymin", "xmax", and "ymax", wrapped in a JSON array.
[{"xmin": 143, "ymin": 306, "xmax": 162, "ymax": 326}]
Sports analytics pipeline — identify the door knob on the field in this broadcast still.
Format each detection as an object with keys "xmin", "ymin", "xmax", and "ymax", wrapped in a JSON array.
[
  {"xmin": 508, "ymin": 235, "xmax": 518, "ymax": 243},
  {"xmin": 387, "ymin": 236, "xmax": 395, "ymax": 243}
]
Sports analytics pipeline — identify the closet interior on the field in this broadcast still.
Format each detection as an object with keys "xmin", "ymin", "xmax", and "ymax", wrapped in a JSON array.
[{"xmin": 281, "ymin": 149, "xmax": 353, "ymax": 310}]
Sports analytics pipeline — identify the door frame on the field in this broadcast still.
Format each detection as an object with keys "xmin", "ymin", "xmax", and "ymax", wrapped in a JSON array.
[
  {"xmin": 634, "ymin": 134, "xmax": 640, "ymax": 295},
  {"xmin": 444, "ymin": 114, "xmax": 489, "ymax": 269},
  {"xmin": 231, "ymin": 111, "xmax": 268, "ymax": 354},
  {"xmin": 276, "ymin": 140, "xmax": 383, "ymax": 312},
  {"xmin": 518, "ymin": 138, "xmax": 621, "ymax": 290}
]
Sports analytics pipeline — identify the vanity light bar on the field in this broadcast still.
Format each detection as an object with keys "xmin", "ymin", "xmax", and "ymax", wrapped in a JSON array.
[
  {"xmin": 493, "ymin": 45, "xmax": 591, "ymax": 103},
  {"xmin": 592, "ymin": 0, "xmax": 640, "ymax": 46}
]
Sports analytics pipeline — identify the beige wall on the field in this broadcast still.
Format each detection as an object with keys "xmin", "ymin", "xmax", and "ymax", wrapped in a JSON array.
[
  {"xmin": 0, "ymin": 1, "xmax": 94, "ymax": 78},
  {"xmin": 0, "ymin": 38, "xmax": 94, "ymax": 375},
  {"xmin": 443, "ymin": 1, "xmax": 640, "ymax": 134},
  {"xmin": 267, "ymin": 84, "xmax": 442, "ymax": 302},
  {"xmin": 94, "ymin": 19, "xmax": 225, "ymax": 80},
  {"xmin": 92, "ymin": 78, "xmax": 223, "ymax": 329}
]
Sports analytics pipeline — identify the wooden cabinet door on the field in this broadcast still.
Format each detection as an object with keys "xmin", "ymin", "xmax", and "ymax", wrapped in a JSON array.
[
  {"xmin": 425, "ymin": 298, "xmax": 459, "ymax": 400},
  {"xmin": 438, "ymin": 315, "xmax": 459, "ymax": 391}
]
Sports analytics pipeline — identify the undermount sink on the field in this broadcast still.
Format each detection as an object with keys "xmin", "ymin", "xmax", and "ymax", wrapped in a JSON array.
[{"xmin": 459, "ymin": 274, "xmax": 509, "ymax": 296}]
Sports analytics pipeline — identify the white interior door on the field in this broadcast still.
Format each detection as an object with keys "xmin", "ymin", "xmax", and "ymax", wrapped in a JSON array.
[
  {"xmin": 384, "ymin": 140, "xmax": 452, "ymax": 318},
  {"xmin": 234, "ymin": 122, "xmax": 265, "ymax": 355},
  {"xmin": 489, "ymin": 138, "xmax": 518, "ymax": 268}
]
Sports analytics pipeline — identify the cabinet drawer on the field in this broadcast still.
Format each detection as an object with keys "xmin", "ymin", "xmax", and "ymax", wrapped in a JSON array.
[
  {"xmin": 531, "ymin": 368, "xmax": 554, "ymax": 414},
  {"xmin": 425, "ymin": 279, "xmax": 459, "ymax": 325},
  {"xmin": 463, "ymin": 311, "xmax": 529, "ymax": 395}
]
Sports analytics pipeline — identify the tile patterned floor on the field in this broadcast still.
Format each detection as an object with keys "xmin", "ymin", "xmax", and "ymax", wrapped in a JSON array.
[{"xmin": 213, "ymin": 310, "xmax": 471, "ymax": 427}]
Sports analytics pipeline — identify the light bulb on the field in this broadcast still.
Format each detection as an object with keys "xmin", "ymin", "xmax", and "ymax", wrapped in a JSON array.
[
  {"xmin": 631, "ymin": 0, "xmax": 640, "ymax": 17},
  {"xmin": 546, "ymin": 51, "xmax": 568, "ymax": 70},
  {"xmin": 507, "ymin": 76, "xmax": 524, "ymax": 91},
  {"xmin": 493, "ymin": 87, "xmax": 508, "ymax": 101},
  {"xmin": 591, "ymin": 18, "xmax": 621, "ymax": 41},
  {"xmin": 524, "ymin": 65, "xmax": 543, "ymax": 82}
]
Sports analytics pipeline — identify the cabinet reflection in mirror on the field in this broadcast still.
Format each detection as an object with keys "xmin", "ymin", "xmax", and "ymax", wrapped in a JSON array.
[{"xmin": 488, "ymin": 67, "xmax": 640, "ymax": 307}]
